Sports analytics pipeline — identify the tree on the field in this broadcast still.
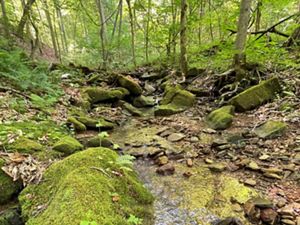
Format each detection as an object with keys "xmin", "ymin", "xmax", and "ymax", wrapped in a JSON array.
[
  {"xmin": 126, "ymin": 0, "xmax": 136, "ymax": 67},
  {"xmin": 17, "ymin": 0, "xmax": 36, "ymax": 37},
  {"xmin": 233, "ymin": 0, "xmax": 252, "ymax": 73},
  {"xmin": 180, "ymin": 0, "xmax": 188, "ymax": 76}
]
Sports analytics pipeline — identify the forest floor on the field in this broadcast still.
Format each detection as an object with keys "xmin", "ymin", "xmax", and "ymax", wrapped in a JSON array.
[{"xmin": 0, "ymin": 64, "xmax": 300, "ymax": 225}]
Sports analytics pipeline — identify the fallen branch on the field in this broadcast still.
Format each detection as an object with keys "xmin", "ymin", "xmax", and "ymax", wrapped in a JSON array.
[{"xmin": 0, "ymin": 86, "xmax": 30, "ymax": 99}]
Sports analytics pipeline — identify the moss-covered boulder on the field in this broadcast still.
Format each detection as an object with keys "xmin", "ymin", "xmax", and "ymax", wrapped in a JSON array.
[
  {"xmin": 84, "ymin": 87, "xmax": 129, "ymax": 104},
  {"xmin": 0, "ymin": 159, "xmax": 22, "ymax": 204},
  {"xmin": 254, "ymin": 120, "xmax": 287, "ymax": 139},
  {"xmin": 11, "ymin": 137, "xmax": 43, "ymax": 154},
  {"xmin": 79, "ymin": 135, "xmax": 114, "ymax": 149},
  {"xmin": 229, "ymin": 77, "xmax": 281, "ymax": 111},
  {"xmin": 121, "ymin": 101, "xmax": 145, "ymax": 117},
  {"xmin": 77, "ymin": 116, "xmax": 115, "ymax": 130},
  {"xmin": 67, "ymin": 117, "xmax": 87, "ymax": 132},
  {"xmin": 206, "ymin": 106, "xmax": 235, "ymax": 130},
  {"xmin": 117, "ymin": 75, "xmax": 143, "ymax": 95},
  {"xmin": 132, "ymin": 95, "xmax": 155, "ymax": 108},
  {"xmin": 155, "ymin": 85, "xmax": 195, "ymax": 116},
  {"xmin": 52, "ymin": 136, "xmax": 83, "ymax": 155},
  {"xmin": 19, "ymin": 148, "xmax": 154, "ymax": 225}
]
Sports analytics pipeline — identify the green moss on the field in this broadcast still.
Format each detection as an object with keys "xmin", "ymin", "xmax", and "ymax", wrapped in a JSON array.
[
  {"xmin": 154, "ymin": 104, "xmax": 186, "ymax": 116},
  {"xmin": 84, "ymin": 87, "xmax": 129, "ymax": 104},
  {"xmin": 254, "ymin": 120, "xmax": 287, "ymax": 139},
  {"xmin": 52, "ymin": 136, "xmax": 83, "ymax": 155},
  {"xmin": 117, "ymin": 75, "xmax": 143, "ymax": 95},
  {"xmin": 206, "ymin": 105, "xmax": 235, "ymax": 130},
  {"xmin": 67, "ymin": 117, "xmax": 87, "ymax": 132},
  {"xmin": 229, "ymin": 77, "xmax": 281, "ymax": 111},
  {"xmin": 76, "ymin": 116, "xmax": 115, "ymax": 130},
  {"xmin": 121, "ymin": 102, "xmax": 145, "ymax": 117},
  {"xmin": 19, "ymin": 148, "xmax": 154, "ymax": 225},
  {"xmin": 132, "ymin": 95, "xmax": 155, "ymax": 108},
  {"xmin": 10, "ymin": 137, "xmax": 43, "ymax": 153},
  {"xmin": 0, "ymin": 159, "xmax": 22, "ymax": 204}
]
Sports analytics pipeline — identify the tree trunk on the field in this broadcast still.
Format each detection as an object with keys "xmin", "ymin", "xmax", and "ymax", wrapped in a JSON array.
[
  {"xmin": 145, "ymin": 0, "xmax": 151, "ymax": 63},
  {"xmin": 233, "ymin": 0, "xmax": 252, "ymax": 70},
  {"xmin": 17, "ymin": 0, "xmax": 36, "ymax": 37},
  {"xmin": 180, "ymin": 0, "xmax": 188, "ymax": 76},
  {"xmin": 95, "ymin": 0, "xmax": 108, "ymax": 69},
  {"xmin": 0, "ymin": 0, "xmax": 9, "ymax": 37},
  {"xmin": 255, "ymin": 0, "xmax": 262, "ymax": 32},
  {"xmin": 42, "ymin": 0, "xmax": 59, "ymax": 58},
  {"xmin": 126, "ymin": 0, "xmax": 136, "ymax": 67},
  {"xmin": 171, "ymin": 0, "xmax": 177, "ymax": 64}
]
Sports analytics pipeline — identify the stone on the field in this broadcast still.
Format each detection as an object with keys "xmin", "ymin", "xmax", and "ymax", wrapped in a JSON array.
[
  {"xmin": 254, "ymin": 120, "xmax": 287, "ymax": 139},
  {"xmin": 0, "ymin": 159, "xmax": 22, "ymax": 204},
  {"xmin": 214, "ymin": 217, "xmax": 243, "ymax": 225},
  {"xmin": 247, "ymin": 161, "xmax": 260, "ymax": 170},
  {"xmin": 167, "ymin": 133, "xmax": 186, "ymax": 142},
  {"xmin": 154, "ymin": 85, "xmax": 195, "ymax": 116},
  {"xmin": 206, "ymin": 105, "xmax": 235, "ymax": 130},
  {"xmin": 19, "ymin": 148, "xmax": 153, "ymax": 225},
  {"xmin": 156, "ymin": 156, "xmax": 169, "ymax": 166},
  {"xmin": 117, "ymin": 74, "xmax": 143, "ymax": 95},
  {"xmin": 78, "ymin": 116, "xmax": 115, "ymax": 130},
  {"xmin": 251, "ymin": 197, "xmax": 273, "ymax": 208},
  {"xmin": 11, "ymin": 137, "xmax": 43, "ymax": 153},
  {"xmin": 84, "ymin": 87, "xmax": 129, "ymax": 104},
  {"xmin": 132, "ymin": 95, "xmax": 155, "ymax": 108},
  {"xmin": 52, "ymin": 136, "xmax": 83, "ymax": 155},
  {"xmin": 156, "ymin": 163, "xmax": 175, "ymax": 175},
  {"xmin": 190, "ymin": 136, "xmax": 199, "ymax": 143},
  {"xmin": 259, "ymin": 154, "xmax": 270, "ymax": 160},
  {"xmin": 263, "ymin": 173, "xmax": 282, "ymax": 180},
  {"xmin": 205, "ymin": 158, "xmax": 214, "ymax": 164},
  {"xmin": 260, "ymin": 208, "xmax": 278, "ymax": 224},
  {"xmin": 186, "ymin": 158, "xmax": 193, "ymax": 167},
  {"xmin": 67, "ymin": 117, "xmax": 86, "ymax": 132},
  {"xmin": 244, "ymin": 179, "xmax": 257, "ymax": 186},
  {"xmin": 229, "ymin": 77, "xmax": 281, "ymax": 111},
  {"xmin": 208, "ymin": 163, "xmax": 226, "ymax": 172},
  {"xmin": 121, "ymin": 101, "xmax": 145, "ymax": 117}
]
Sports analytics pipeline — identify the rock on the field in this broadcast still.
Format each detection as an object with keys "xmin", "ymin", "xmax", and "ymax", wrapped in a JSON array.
[
  {"xmin": 81, "ymin": 136, "xmax": 114, "ymax": 149},
  {"xmin": 167, "ymin": 133, "xmax": 186, "ymax": 142},
  {"xmin": 213, "ymin": 217, "xmax": 243, "ymax": 225},
  {"xmin": 52, "ymin": 136, "xmax": 83, "ymax": 155},
  {"xmin": 67, "ymin": 117, "xmax": 86, "ymax": 132},
  {"xmin": 156, "ymin": 156, "xmax": 169, "ymax": 166},
  {"xmin": 247, "ymin": 161, "xmax": 260, "ymax": 170},
  {"xmin": 190, "ymin": 136, "xmax": 199, "ymax": 143},
  {"xmin": 141, "ymin": 72, "xmax": 163, "ymax": 80},
  {"xmin": 144, "ymin": 81, "xmax": 156, "ymax": 94},
  {"xmin": 278, "ymin": 205, "xmax": 295, "ymax": 216},
  {"xmin": 156, "ymin": 163, "xmax": 175, "ymax": 175},
  {"xmin": 132, "ymin": 95, "xmax": 155, "ymax": 107},
  {"xmin": 251, "ymin": 197, "xmax": 273, "ymax": 208},
  {"xmin": 121, "ymin": 101, "xmax": 145, "ymax": 117},
  {"xmin": 19, "ymin": 148, "xmax": 153, "ymax": 225},
  {"xmin": 260, "ymin": 208, "xmax": 278, "ymax": 224},
  {"xmin": 208, "ymin": 163, "xmax": 226, "ymax": 172},
  {"xmin": 117, "ymin": 74, "xmax": 143, "ymax": 95},
  {"xmin": 0, "ymin": 207, "xmax": 23, "ymax": 225},
  {"xmin": 229, "ymin": 77, "xmax": 281, "ymax": 111},
  {"xmin": 263, "ymin": 173, "xmax": 282, "ymax": 179},
  {"xmin": 186, "ymin": 158, "xmax": 193, "ymax": 167},
  {"xmin": 244, "ymin": 179, "xmax": 257, "ymax": 186},
  {"xmin": 205, "ymin": 158, "xmax": 214, "ymax": 164},
  {"xmin": 281, "ymin": 219, "xmax": 296, "ymax": 225},
  {"xmin": 0, "ymin": 159, "xmax": 22, "ymax": 204},
  {"xmin": 11, "ymin": 137, "xmax": 43, "ymax": 153},
  {"xmin": 206, "ymin": 105, "xmax": 235, "ymax": 130},
  {"xmin": 84, "ymin": 87, "xmax": 129, "ymax": 104},
  {"xmin": 77, "ymin": 116, "xmax": 115, "ymax": 130},
  {"xmin": 154, "ymin": 85, "xmax": 195, "ymax": 116},
  {"xmin": 254, "ymin": 120, "xmax": 287, "ymax": 139},
  {"xmin": 259, "ymin": 154, "xmax": 270, "ymax": 160}
]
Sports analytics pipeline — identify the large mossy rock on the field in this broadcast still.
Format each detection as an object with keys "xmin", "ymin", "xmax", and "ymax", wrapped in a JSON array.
[
  {"xmin": 0, "ymin": 159, "xmax": 22, "ymax": 205},
  {"xmin": 84, "ymin": 87, "xmax": 129, "ymax": 104},
  {"xmin": 206, "ymin": 106, "xmax": 235, "ymax": 130},
  {"xmin": 52, "ymin": 136, "xmax": 83, "ymax": 155},
  {"xmin": 132, "ymin": 95, "xmax": 155, "ymax": 108},
  {"xmin": 229, "ymin": 77, "xmax": 281, "ymax": 111},
  {"xmin": 19, "ymin": 148, "xmax": 154, "ymax": 225},
  {"xmin": 117, "ymin": 75, "xmax": 143, "ymax": 95},
  {"xmin": 155, "ymin": 85, "xmax": 195, "ymax": 116},
  {"xmin": 68, "ymin": 116, "xmax": 115, "ymax": 131},
  {"xmin": 254, "ymin": 120, "xmax": 287, "ymax": 139}
]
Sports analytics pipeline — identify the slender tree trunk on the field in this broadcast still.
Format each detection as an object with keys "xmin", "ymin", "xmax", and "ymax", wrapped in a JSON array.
[
  {"xmin": 180, "ymin": 0, "xmax": 188, "ymax": 76},
  {"xmin": 0, "ymin": 0, "xmax": 9, "ymax": 37},
  {"xmin": 255, "ymin": 0, "xmax": 262, "ymax": 32},
  {"xmin": 118, "ymin": 0, "xmax": 123, "ymax": 47},
  {"xmin": 233, "ymin": 0, "xmax": 252, "ymax": 70},
  {"xmin": 95, "ymin": 0, "xmax": 108, "ymax": 69},
  {"xmin": 208, "ymin": 0, "xmax": 214, "ymax": 41},
  {"xmin": 42, "ymin": 0, "xmax": 59, "ymax": 58},
  {"xmin": 55, "ymin": 0, "xmax": 68, "ymax": 53},
  {"xmin": 17, "ymin": 0, "xmax": 36, "ymax": 37},
  {"xmin": 145, "ymin": 0, "xmax": 151, "ymax": 63},
  {"xmin": 171, "ymin": 0, "xmax": 177, "ymax": 64},
  {"xmin": 126, "ymin": 0, "xmax": 136, "ymax": 67}
]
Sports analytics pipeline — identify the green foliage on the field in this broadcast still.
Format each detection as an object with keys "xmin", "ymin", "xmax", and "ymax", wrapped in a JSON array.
[
  {"xmin": 114, "ymin": 154, "xmax": 136, "ymax": 172},
  {"xmin": 127, "ymin": 214, "xmax": 143, "ymax": 225}
]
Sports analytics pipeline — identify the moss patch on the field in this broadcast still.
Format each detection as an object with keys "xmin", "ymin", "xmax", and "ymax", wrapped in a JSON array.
[
  {"xmin": 19, "ymin": 148, "xmax": 154, "ymax": 225},
  {"xmin": 84, "ymin": 87, "xmax": 129, "ymax": 104},
  {"xmin": 52, "ymin": 136, "xmax": 83, "ymax": 155},
  {"xmin": 117, "ymin": 75, "xmax": 143, "ymax": 95},
  {"xmin": 10, "ymin": 137, "xmax": 43, "ymax": 154},
  {"xmin": 229, "ymin": 77, "xmax": 281, "ymax": 111},
  {"xmin": 254, "ymin": 120, "xmax": 287, "ymax": 139},
  {"xmin": 0, "ymin": 159, "xmax": 22, "ymax": 205},
  {"xmin": 206, "ymin": 105, "xmax": 235, "ymax": 130},
  {"xmin": 67, "ymin": 117, "xmax": 87, "ymax": 132}
]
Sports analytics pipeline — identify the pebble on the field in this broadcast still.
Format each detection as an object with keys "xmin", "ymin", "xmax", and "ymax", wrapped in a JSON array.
[
  {"xmin": 208, "ymin": 163, "xmax": 226, "ymax": 172},
  {"xmin": 205, "ymin": 158, "xmax": 214, "ymax": 164},
  {"xmin": 247, "ymin": 161, "xmax": 260, "ymax": 170},
  {"xmin": 244, "ymin": 179, "xmax": 257, "ymax": 186},
  {"xmin": 156, "ymin": 163, "xmax": 175, "ymax": 176},
  {"xmin": 186, "ymin": 158, "xmax": 193, "ymax": 167},
  {"xmin": 190, "ymin": 136, "xmax": 199, "ymax": 143},
  {"xmin": 263, "ymin": 172, "xmax": 282, "ymax": 180},
  {"xmin": 156, "ymin": 156, "xmax": 169, "ymax": 166},
  {"xmin": 259, "ymin": 154, "xmax": 270, "ymax": 160},
  {"xmin": 167, "ymin": 133, "xmax": 186, "ymax": 142}
]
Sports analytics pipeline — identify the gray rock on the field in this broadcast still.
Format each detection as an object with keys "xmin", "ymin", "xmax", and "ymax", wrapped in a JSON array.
[{"xmin": 254, "ymin": 120, "xmax": 287, "ymax": 139}]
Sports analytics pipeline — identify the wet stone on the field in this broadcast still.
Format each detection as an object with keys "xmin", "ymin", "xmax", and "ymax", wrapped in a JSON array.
[{"xmin": 156, "ymin": 163, "xmax": 175, "ymax": 176}]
